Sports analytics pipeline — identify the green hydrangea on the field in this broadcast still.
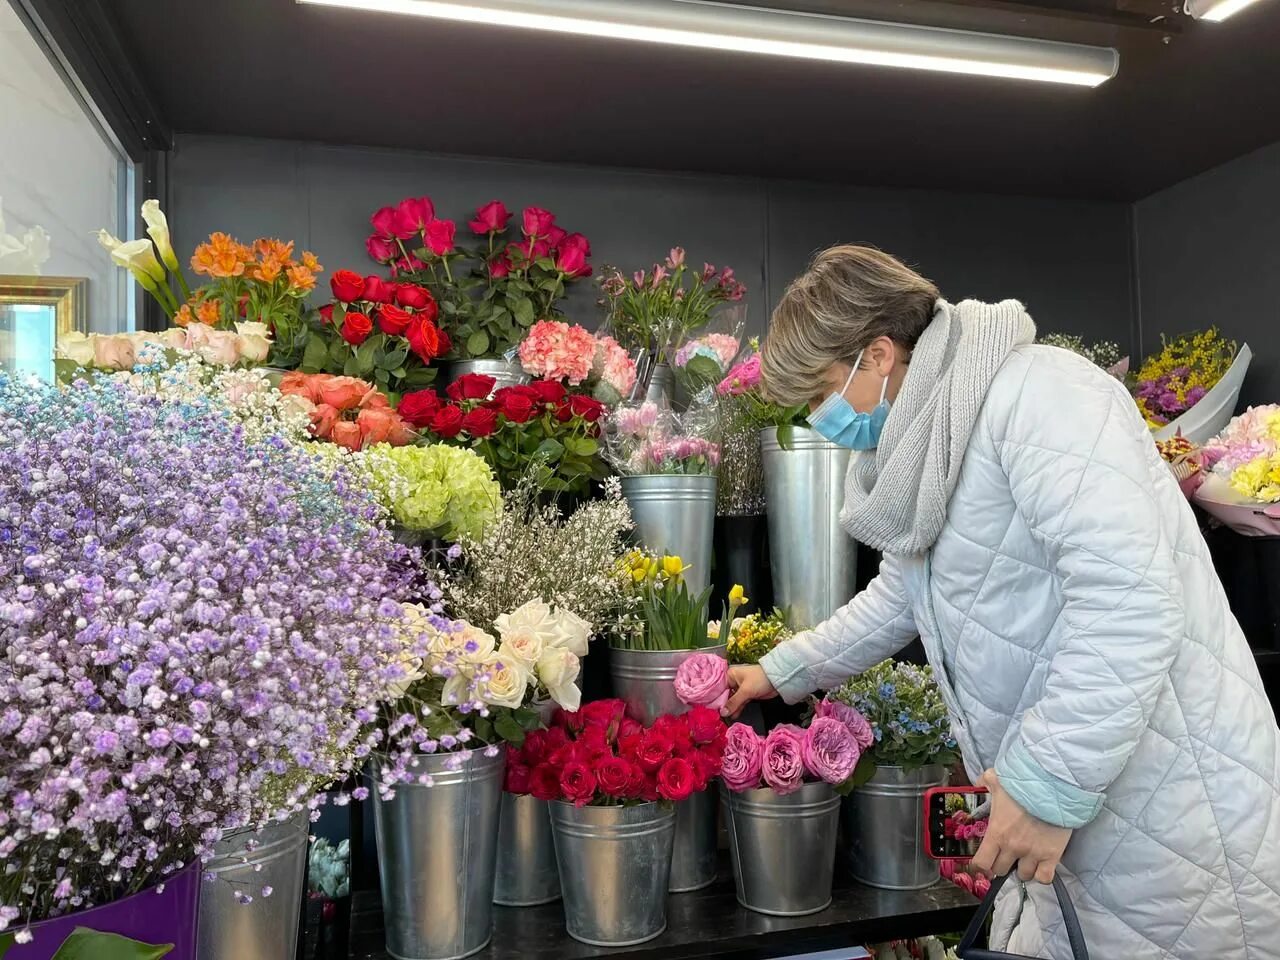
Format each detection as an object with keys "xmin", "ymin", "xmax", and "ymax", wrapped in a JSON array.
[{"xmin": 363, "ymin": 443, "xmax": 501, "ymax": 542}]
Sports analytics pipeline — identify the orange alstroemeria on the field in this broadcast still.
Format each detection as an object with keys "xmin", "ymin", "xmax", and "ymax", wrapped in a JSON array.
[
  {"xmin": 196, "ymin": 300, "xmax": 220, "ymax": 326},
  {"xmin": 301, "ymin": 250, "xmax": 322, "ymax": 273},
  {"xmin": 287, "ymin": 264, "xmax": 317, "ymax": 293},
  {"xmin": 254, "ymin": 238, "xmax": 295, "ymax": 266},
  {"xmin": 255, "ymin": 257, "xmax": 284, "ymax": 283},
  {"xmin": 191, "ymin": 232, "xmax": 250, "ymax": 279},
  {"xmin": 174, "ymin": 303, "xmax": 196, "ymax": 327}
]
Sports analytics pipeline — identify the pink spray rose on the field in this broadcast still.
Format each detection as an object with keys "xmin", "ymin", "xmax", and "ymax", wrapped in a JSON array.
[
  {"xmin": 801, "ymin": 717, "xmax": 860, "ymax": 785},
  {"xmin": 673, "ymin": 653, "xmax": 729, "ymax": 712},
  {"xmin": 816, "ymin": 697, "xmax": 875, "ymax": 750},
  {"xmin": 721, "ymin": 723, "xmax": 764, "ymax": 792},
  {"xmin": 760, "ymin": 724, "xmax": 807, "ymax": 795}
]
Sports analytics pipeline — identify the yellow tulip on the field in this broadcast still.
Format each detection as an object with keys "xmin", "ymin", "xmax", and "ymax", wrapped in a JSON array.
[
  {"xmin": 661, "ymin": 556, "xmax": 684, "ymax": 578},
  {"xmin": 729, "ymin": 584, "xmax": 748, "ymax": 606}
]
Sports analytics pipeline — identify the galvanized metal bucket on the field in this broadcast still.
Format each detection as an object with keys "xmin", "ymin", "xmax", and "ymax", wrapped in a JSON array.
[
  {"xmin": 669, "ymin": 785, "xmax": 719, "ymax": 893},
  {"xmin": 197, "ymin": 813, "xmax": 309, "ymax": 960},
  {"xmin": 844, "ymin": 764, "xmax": 945, "ymax": 890},
  {"xmin": 620, "ymin": 474, "xmax": 717, "ymax": 594},
  {"xmin": 549, "ymin": 800, "xmax": 675, "ymax": 947},
  {"xmin": 644, "ymin": 362, "xmax": 676, "ymax": 408},
  {"xmin": 724, "ymin": 782, "xmax": 841, "ymax": 916},
  {"xmin": 369, "ymin": 750, "xmax": 505, "ymax": 960},
  {"xmin": 760, "ymin": 427, "xmax": 858, "ymax": 629},
  {"xmin": 493, "ymin": 793, "xmax": 560, "ymax": 907},
  {"xmin": 446, "ymin": 358, "xmax": 529, "ymax": 393},
  {"xmin": 608, "ymin": 645, "xmax": 726, "ymax": 726}
]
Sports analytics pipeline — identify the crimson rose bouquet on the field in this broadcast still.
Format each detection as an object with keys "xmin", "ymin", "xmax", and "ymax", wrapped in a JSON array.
[
  {"xmin": 396, "ymin": 373, "xmax": 609, "ymax": 496},
  {"xmin": 503, "ymin": 699, "xmax": 726, "ymax": 806},
  {"xmin": 303, "ymin": 270, "xmax": 450, "ymax": 397},
  {"xmin": 366, "ymin": 196, "xmax": 593, "ymax": 360}
]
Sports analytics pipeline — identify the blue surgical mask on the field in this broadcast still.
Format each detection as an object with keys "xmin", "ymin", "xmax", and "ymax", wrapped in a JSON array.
[{"xmin": 808, "ymin": 350, "xmax": 890, "ymax": 450}]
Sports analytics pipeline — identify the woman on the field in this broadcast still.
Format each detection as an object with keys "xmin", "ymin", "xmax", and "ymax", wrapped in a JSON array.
[{"xmin": 727, "ymin": 245, "xmax": 1280, "ymax": 958}]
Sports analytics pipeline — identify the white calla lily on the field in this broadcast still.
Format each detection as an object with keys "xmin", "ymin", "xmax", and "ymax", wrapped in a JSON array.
[
  {"xmin": 110, "ymin": 239, "xmax": 167, "ymax": 286},
  {"xmin": 140, "ymin": 199, "xmax": 180, "ymax": 273}
]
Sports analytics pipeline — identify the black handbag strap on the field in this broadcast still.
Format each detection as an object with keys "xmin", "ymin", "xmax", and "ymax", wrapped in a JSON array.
[{"xmin": 957, "ymin": 871, "xmax": 1089, "ymax": 960}]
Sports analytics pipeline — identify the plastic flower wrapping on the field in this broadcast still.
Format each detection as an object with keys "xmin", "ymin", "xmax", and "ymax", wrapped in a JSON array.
[
  {"xmin": 501, "ymin": 699, "xmax": 727, "ymax": 806},
  {"xmin": 1133, "ymin": 327, "xmax": 1237, "ymax": 428},
  {"xmin": 307, "ymin": 838, "xmax": 350, "ymax": 900},
  {"xmin": 0, "ymin": 374, "xmax": 428, "ymax": 932},
  {"xmin": 604, "ymin": 400, "xmax": 722, "ymax": 476},
  {"xmin": 830, "ymin": 660, "xmax": 958, "ymax": 771}
]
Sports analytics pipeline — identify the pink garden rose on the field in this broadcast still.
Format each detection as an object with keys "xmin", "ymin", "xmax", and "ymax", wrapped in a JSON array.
[
  {"xmin": 801, "ymin": 717, "xmax": 860, "ymax": 785},
  {"xmin": 673, "ymin": 653, "xmax": 729, "ymax": 712},
  {"xmin": 760, "ymin": 724, "xmax": 806, "ymax": 795},
  {"xmin": 816, "ymin": 697, "xmax": 875, "ymax": 750},
  {"xmin": 721, "ymin": 723, "xmax": 764, "ymax": 792}
]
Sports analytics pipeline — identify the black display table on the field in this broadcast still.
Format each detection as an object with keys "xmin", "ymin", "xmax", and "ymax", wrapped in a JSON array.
[{"xmin": 345, "ymin": 860, "xmax": 976, "ymax": 960}]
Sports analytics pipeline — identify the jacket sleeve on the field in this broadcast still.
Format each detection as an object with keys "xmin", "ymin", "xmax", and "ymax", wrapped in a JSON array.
[
  {"xmin": 759, "ymin": 553, "xmax": 918, "ymax": 703},
  {"xmin": 989, "ymin": 356, "xmax": 1184, "ymax": 829}
]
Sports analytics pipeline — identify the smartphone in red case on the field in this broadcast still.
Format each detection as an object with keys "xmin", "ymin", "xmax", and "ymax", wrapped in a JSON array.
[{"xmin": 924, "ymin": 785, "xmax": 989, "ymax": 860}]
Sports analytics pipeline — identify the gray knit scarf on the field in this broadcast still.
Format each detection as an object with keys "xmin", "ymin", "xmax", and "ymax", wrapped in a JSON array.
[{"xmin": 839, "ymin": 298, "xmax": 1037, "ymax": 556}]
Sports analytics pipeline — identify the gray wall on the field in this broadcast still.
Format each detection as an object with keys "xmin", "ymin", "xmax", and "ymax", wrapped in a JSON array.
[
  {"xmin": 1135, "ymin": 140, "xmax": 1280, "ymax": 407},
  {"xmin": 169, "ymin": 134, "xmax": 1135, "ymax": 349}
]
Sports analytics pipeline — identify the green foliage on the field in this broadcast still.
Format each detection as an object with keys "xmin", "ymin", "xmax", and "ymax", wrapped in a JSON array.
[{"xmin": 831, "ymin": 660, "xmax": 959, "ymax": 770}]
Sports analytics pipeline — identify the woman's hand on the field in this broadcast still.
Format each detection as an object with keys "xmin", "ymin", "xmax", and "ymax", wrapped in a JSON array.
[
  {"xmin": 722, "ymin": 665, "xmax": 779, "ymax": 718},
  {"xmin": 969, "ymin": 769, "xmax": 1073, "ymax": 884}
]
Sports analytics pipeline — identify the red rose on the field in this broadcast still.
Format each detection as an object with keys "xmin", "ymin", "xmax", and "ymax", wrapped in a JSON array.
[
  {"xmin": 330, "ymin": 269, "xmax": 366, "ymax": 303},
  {"xmin": 546, "ymin": 225, "xmax": 567, "ymax": 248},
  {"xmin": 393, "ymin": 196, "xmax": 434, "ymax": 239},
  {"xmin": 657, "ymin": 757, "xmax": 695, "ymax": 802},
  {"xmin": 424, "ymin": 218, "xmax": 456, "ymax": 256},
  {"xmin": 619, "ymin": 718, "xmax": 643, "ymax": 741},
  {"xmin": 556, "ymin": 708, "xmax": 585, "ymax": 734},
  {"xmin": 447, "ymin": 373, "xmax": 497, "ymax": 402},
  {"xmin": 577, "ymin": 727, "xmax": 611, "ymax": 761},
  {"xmin": 639, "ymin": 773, "xmax": 660, "ymax": 803},
  {"xmin": 370, "ymin": 205, "xmax": 399, "ymax": 239},
  {"xmin": 559, "ymin": 761, "xmax": 597, "ymax": 807},
  {"xmin": 686, "ymin": 706, "xmax": 726, "ymax": 746},
  {"xmin": 689, "ymin": 751, "xmax": 717, "ymax": 792},
  {"xmin": 460, "ymin": 407, "xmax": 499, "ymax": 438},
  {"xmin": 569, "ymin": 394, "xmax": 606, "ymax": 423},
  {"xmin": 406, "ymin": 316, "xmax": 444, "ymax": 363},
  {"xmin": 318, "ymin": 304, "xmax": 335, "ymax": 325},
  {"xmin": 544, "ymin": 727, "xmax": 570, "ymax": 751},
  {"xmin": 555, "ymin": 244, "xmax": 588, "ymax": 278},
  {"xmin": 396, "ymin": 284, "xmax": 433, "ymax": 310},
  {"xmin": 636, "ymin": 729, "xmax": 674, "ymax": 773},
  {"xmin": 366, "ymin": 234, "xmax": 396, "ymax": 263},
  {"xmin": 530, "ymin": 379, "xmax": 567, "ymax": 404},
  {"xmin": 655, "ymin": 714, "xmax": 694, "ymax": 754},
  {"xmin": 429, "ymin": 405, "xmax": 464, "ymax": 439},
  {"xmin": 522, "ymin": 206, "xmax": 555, "ymax": 237},
  {"xmin": 437, "ymin": 328, "xmax": 452, "ymax": 357},
  {"xmin": 617, "ymin": 733, "xmax": 643, "ymax": 763},
  {"xmin": 489, "ymin": 255, "xmax": 512, "ymax": 279},
  {"xmin": 499, "ymin": 392, "xmax": 537, "ymax": 424},
  {"xmin": 340, "ymin": 311, "xmax": 373, "ymax": 345},
  {"xmin": 506, "ymin": 762, "xmax": 531, "ymax": 795},
  {"xmin": 363, "ymin": 275, "xmax": 396, "ymax": 304},
  {"xmin": 521, "ymin": 730, "xmax": 550, "ymax": 766},
  {"xmin": 392, "ymin": 253, "xmax": 425, "ymax": 276},
  {"xmin": 559, "ymin": 232, "xmax": 591, "ymax": 258},
  {"xmin": 596, "ymin": 757, "xmax": 635, "ymax": 798},
  {"xmin": 377, "ymin": 303, "xmax": 414, "ymax": 337},
  {"xmin": 397, "ymin": 389, "xmax": 442, "ymax": 427},
  {"xmin": 580, "ymin": 699, "xmax": 625, "ymax": 732},
  {"xmin": 529, "ymin": 764, "xmax": 561, "ymax": 802},
  {"xmin": 553, "ymin": 399, "xmax": 574, "ymax": 423},
  {"xmin": 469, "ymin": 200, "xmax": 512, "ymax": 235}
]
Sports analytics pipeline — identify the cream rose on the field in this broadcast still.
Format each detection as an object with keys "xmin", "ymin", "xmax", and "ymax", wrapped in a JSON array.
[
  {"xmin": 548, "ymin": 608, "xmax": 592, "ymax": 657},
  {"xmin": 493, "ymin": 598, "xmax": 554, "ymax": 638},
  {"xmin": 384, "ymin": 652, "xmax": 427, "ymax": 701},
  {"xmin": 498, "ymin": 625, "xmax": 545, "ymax": 667},
  {"xmin": 235, "ymin": 321, "xmax": 272, "ymax": 363},
  {"xmin": 55, "ymin": 331, "xmax": 95, "ymax": 366},
  {"xmin": 441, "ymin": 671, "xmax": 475, "ymax": 707},
  {"xmin": 536, "ymin": 647, "xmax": 582, "ymax": 712},
  {"xmin": 458, "ymin": 624, "xmax": 496, "ymax": 664},
  {"xmin": 479, "ymin": 652, "xmax": 531, "ymax": 709},
  {"xmin": 92, "ymin": 334, "xmax": 136, "ymax": 371}
]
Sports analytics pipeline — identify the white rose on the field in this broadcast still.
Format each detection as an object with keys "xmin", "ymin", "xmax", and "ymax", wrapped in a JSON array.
[
  {"xmin": 479, "ymin": 652, "xmax": 531, "ymax": 709},
  {"xmin": 55, "ymin": 331, "xmax": 95, "ymax": 366},
  {"xmin": 548, "ymin": 608, "xmax": 592, "ymax": 658},
  {"xmin": 537, "ymin": 647, "xmax": 581, "ymax": 712},
  {"xmin": 441, "ymin": 671, "xmax": 474, "ymax": 707},
  {"xmin": 427, "ymin": 624, "xmax": 466, "ymax": 660},
  {"xmin": 235, "ymin": 320, "xmax": 271, "ymax": 340},
  {"xmin": 493, "ymin": 598, "xmax": 554, "ymax": 638},
  {"xmin": 458, "ymin": 624, "xmax": 496, "ymax": 664},
  {"xmin": 499, "ymin": 625, "xmax": 544, "ymax": 667},
  {"xmin": 235, "ymin": 321, "xmax": 273, "ymax": 363},
  {"xmin": 384, "ymin": 652, "xmax": 427, "ymax": 701}
]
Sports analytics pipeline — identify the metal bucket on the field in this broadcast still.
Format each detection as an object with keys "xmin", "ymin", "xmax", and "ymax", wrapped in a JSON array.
[
  {"xmin": 493, "ymin": 793, "xmax": 560, "ymax": 907},
  {"xmin": 844, "ymin": 765, "xmax": 945, "ymax": 890},
  {"xmin": 644, "ymin": 362, "xmax": 675, "ymax": 408},
  {"xmin": 549, "ymin": 801, "xmax": 675, "ymax": 947},
  {"xmin": 761, "ymin": 427, "xmax": 858, "ymax": 629},
  {"xmin": 724, "ymin": 782, "xmax": 840, "ymax": 916},
  {"xmin": 669, "ymin": 785, "xmax": 719, "ymax": 893},
  {"xmin": 197, "ymin": 813, "xmax": 309, "ymax": 960},
  {"xmin": 369, "ymin": 750, "xmax": 505, "ymax": 959},
  {"xmin": 446, "ymin": 358, "xmax": 528, "ymax": 393},
  {"xmin": 620, "ymin": 474, "xmax": 717, "ymax": 593},
  {"xmin": 608, "ymin": 646, "xmax": 726, "ymax": 726}
]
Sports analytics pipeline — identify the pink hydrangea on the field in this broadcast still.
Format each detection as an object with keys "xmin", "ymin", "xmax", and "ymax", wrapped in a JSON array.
[
  {"xmin": 518, "ymin": 320, "xmax": 595, "ymax": 384},
  {"xmin": 592, "ymin": 334, "xmax": 637, "ymax": 397}
]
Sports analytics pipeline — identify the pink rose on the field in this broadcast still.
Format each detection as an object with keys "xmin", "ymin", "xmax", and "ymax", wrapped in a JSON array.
[
  {"xmin": 816, "ymin": 697, "xmax": 875, "ymax": 750},
  {"xmin": 673, "ymin": 653, "xmax": 729, "ymax": 712},
  {"xmin": 522, "ymin": 206, "xmax": 555, "ymax": 237},
  {"xmin": 721, "ymin": 723, "xmax": 763, "ymax": 792},
  {"xmin": 953, "ymin": 871, "xmax": 975, "ymax": 895},
  {"xmin": 424, "ymin": 218, "xmax": 456, "ymax": 256},
  {"xmin": 92, "ymin": 334, "xmax": 136, "ymax": 371},
  {"xmin": 801, "ymin": 717, "xmax": 859, "ymax": 785},
  {"xmin": 469, "ymin": 200, "xmax": 511, "ymax": 234},
  {"xmin": 761, "ymin": 724, "xmax": 807, "ymax": 796},
  {"xmin": 187, "ymin": 326, "xmax": 240, "ymax": 366},
  {"xmin": 973, "ymin": 873, "xmax": 991, "ymax": 899}
]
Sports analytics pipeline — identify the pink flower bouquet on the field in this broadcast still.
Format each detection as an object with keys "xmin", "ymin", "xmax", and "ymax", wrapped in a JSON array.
[
  {"xmin": 604, "ymin": 400, "xmax": 722, "ymax": 476},
  {"xmin": 517, "ymin": 319, "xmax": 638, "ymax": 404}
]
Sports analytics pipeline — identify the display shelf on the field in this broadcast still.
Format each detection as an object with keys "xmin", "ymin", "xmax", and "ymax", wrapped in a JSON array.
[{"xmin": 345, "ymin": 859, "xmax": 976, "ymax": 960}]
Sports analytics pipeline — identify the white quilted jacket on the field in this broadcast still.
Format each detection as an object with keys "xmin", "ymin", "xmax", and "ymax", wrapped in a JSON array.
[{"xmin": 760, "ymin": 345, "xmax": 1280, "ymax": 958}]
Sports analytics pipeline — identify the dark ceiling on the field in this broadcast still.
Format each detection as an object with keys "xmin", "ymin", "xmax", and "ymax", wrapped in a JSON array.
[{"xmin": 104, "ymin": 0, "xmax": 1280, "ymax": 201}]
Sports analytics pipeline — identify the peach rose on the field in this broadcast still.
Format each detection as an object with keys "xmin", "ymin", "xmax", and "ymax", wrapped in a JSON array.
[
  {"xmin": 329, "ymin": 420, "xmax": 363, "ymax": 451},
  {"xmin": 92, "ymin": 334, "xmax": 136, "ymax": 371},
  {"xmin": 359, "ymin": 387, "xmax": 391, "ymax": 410},
  {"xmin": 235, "ymin": 320, "xmax": 272, "ymax": 363},
  {"xmin": 316, "ymin": 375, "xmax": 372, "ymax": 412},
  {"xmin": 187, "ymin": 325, "xmax": 240, "ymax": 365},
  {"xmin": 309, "ymin": 402, "xmax": 339, "ymax": 439},
  {"xmin": 158, "ymin": 327, "xmax": 191, "ymax": 350},
  {"xmin": 278, "ymin": 371, "xmax": 321, "ymax": 403},
  {"xmin": 357, "ymin": 407, "xmax": 405, "ymax": 446}
]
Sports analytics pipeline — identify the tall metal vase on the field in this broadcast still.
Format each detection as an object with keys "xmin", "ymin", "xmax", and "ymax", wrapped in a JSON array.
[
  {"xmin": 843, "ymin": 765, "xmax": 945, "ymax": 890},
  {"xmin": 493, "ymin": 793, "xmax": 560, "ymax": 906},
  {"xmin": 620, "ymin": 474, "xmax": 717, "ymax": 593},
  {"xmin": 761, "ymin": 427, "xmax": 858, "ymax": 629},
  {"xmin": 550, "ymin": 801, "xmax": 676, "ymax": 947},
  {"xmin": 197, "ymin": 813, "xmax": 309, "ymax": 960},
  {"xmin": 446, "ymin": 358, "xmax": 528, "ymax": 393},
  {"xmin": 369, "ymin": 750, "xmax": 505, "ymax": 960},
  {"xmin": 608, "ymin": 646, "xmax": 726, "ymax": 893}
]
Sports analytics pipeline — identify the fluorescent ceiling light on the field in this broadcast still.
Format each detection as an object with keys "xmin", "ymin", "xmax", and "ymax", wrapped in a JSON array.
[
  {"xmin": 297, "ymin": 0, "xmax": 1119, "ymax": 87},
  {"xmin": 1185, "ymin": 0, "xmax": 1268, "ymax": 21}
]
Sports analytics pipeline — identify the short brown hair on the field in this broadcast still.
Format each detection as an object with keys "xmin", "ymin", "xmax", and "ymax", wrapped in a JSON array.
[{"xmin": 762, "ymin": 245, "xmax": 939, "ymax": 406}]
